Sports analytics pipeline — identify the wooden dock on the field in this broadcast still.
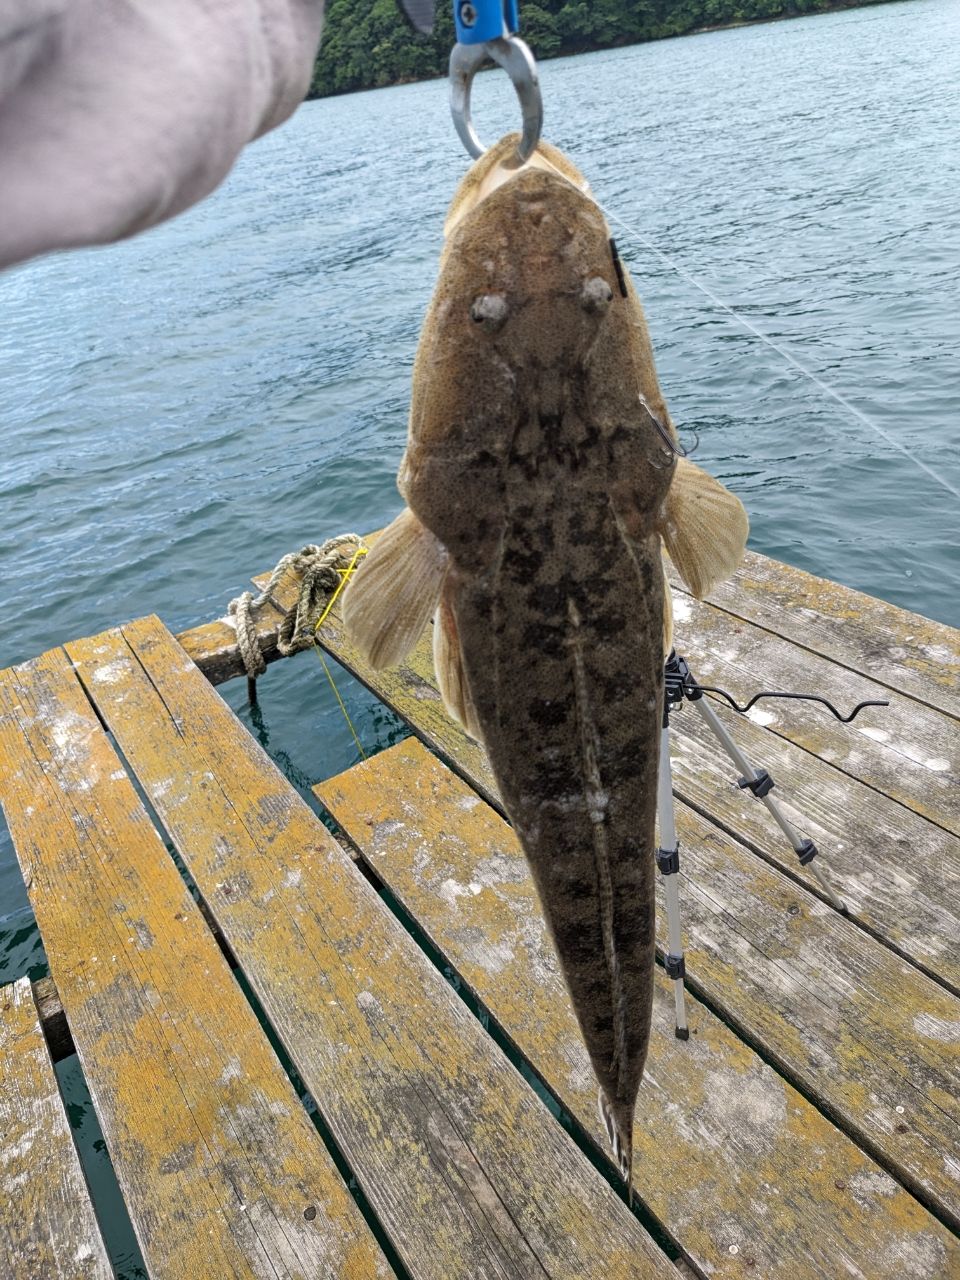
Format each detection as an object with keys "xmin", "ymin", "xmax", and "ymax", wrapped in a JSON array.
[{"xmin": 0, "ymin": 543, "xmax": 957, "ymax": 1278}]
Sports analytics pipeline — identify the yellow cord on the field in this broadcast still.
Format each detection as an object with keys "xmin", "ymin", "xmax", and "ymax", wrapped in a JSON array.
[
  {"xmin": 314, "ymin": 644, "xmax": 368, "ymax": 761},
  {"xmin": 315, "ymin": 544, "xmax": 368, "ymax": 630},
  {"xmin": 313, "ymin": 543, "xmax": 369, "ymax": 760}
]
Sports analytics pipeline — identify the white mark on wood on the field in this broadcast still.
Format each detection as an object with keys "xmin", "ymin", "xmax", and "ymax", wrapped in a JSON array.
[
  {"xmin": 110, "ymin": 769, "xmax": 125, "ymax": 781},
  {"xmin": 219, "ymin": 1059, "xmax": 242, "ymax": 1084},
  {"xmin": 90, "ymin": 659, "xmax": 128, "ymax": 685},
  {"xmin": 913, "ymin": 1012, "xmax": 960, "ymax": 1043},
  {"xmin": 672, "ymin": 597, "xmax": 692, "ymax": 624},
  {"xmin": 282, "ymin": 868, "xmax": 302, "ymax": 890},
  {"xmin": 745, "ymin": 707, "xmax": 776, "ymax": 727},
  {"xmin": 439, "ymin": 878, "xmax": 474, "ymax": 907},
  {"xmin": 848, "ymin": 1167, "xmax": 897, "ymax": 1208},
  {"xmin": 860, "ymin": 726, "xmax": 889, "ymax": 743},
  {"xmin": 700, "ymin": 1062, "xmax": 788, "ymax": 1155},
  {"xmin": 925, "ymin": 757, "xmax": 951, "ymax": 772}
]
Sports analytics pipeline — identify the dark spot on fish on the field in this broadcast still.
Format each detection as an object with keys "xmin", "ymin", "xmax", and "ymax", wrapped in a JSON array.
[
  {"xmin": 522, "ymin": 624, "xmax": 564, "ymax": 659},
  {"xmin": 531, "ymin": 582, "xmax": 564, "ymax": 612},
  {"xmin": 536, "ymin": 522, "xmax": 556, "ymax": 552},
  {"xmin": 594, "ymin": 609, "xmax": 627, "ymax": 638},
  {"xmin": 504, "ymin": 545, "xmax": 543, "ymax": 576},
  {"xmin": 553, "ymin": 918, "xmax": 608, "ymax": 970},
  {"xmin": 527, "ymin": 698, "xmax": 569, "ymax": 729}
]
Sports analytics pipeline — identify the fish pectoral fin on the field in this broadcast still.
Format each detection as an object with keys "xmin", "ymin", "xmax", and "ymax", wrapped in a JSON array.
[
  {"xmin": 662, "ymin": 564, "xmax": 674, "ymax": 657},
  {"xmin": 657, "ymin": 457, "xmax": 749, "ymax": 599},
  {"xmin": 433, "ymin": 592, "xmax": 484, "ymax": 743},
  {"xmin": 342, "ymin": 507, "xmax": 448, "ymax": 669}
]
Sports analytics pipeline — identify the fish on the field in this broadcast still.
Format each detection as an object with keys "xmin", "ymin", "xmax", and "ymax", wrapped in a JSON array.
[{"xmin": 343, "ymin": 135, "xmax": 749, "ymax": 1191}]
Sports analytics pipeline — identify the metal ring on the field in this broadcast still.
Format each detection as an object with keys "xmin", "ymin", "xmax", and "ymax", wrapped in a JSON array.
[{"xmin": 449, "ymin": 36, "xmax": 543, "ymax": 164}]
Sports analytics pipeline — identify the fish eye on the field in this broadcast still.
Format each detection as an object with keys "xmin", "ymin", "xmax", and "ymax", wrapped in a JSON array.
[
  {"xmin": 470, "ymin": 294, "xmax": 509, "ymax": 332},
  {"xmin": 581, "ymin": 277, "xmax": 613, "ymax": 313}
]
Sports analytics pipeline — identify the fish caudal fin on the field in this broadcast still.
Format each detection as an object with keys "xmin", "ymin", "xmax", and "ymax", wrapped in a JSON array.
[
  {"xmin": 342, "ymin": 507, "xmax": 448, "ymax": 669},
  {"xmin": 658, "ymin": 458, "xmax": 749, "ymax": 599},
  {"xmin": 433, "ymin": 591, "xmax": 484, "ymax": 742},
  {"xmin": 598, "ymin": 1089, "xmax": 635, "ymax": 1202}
]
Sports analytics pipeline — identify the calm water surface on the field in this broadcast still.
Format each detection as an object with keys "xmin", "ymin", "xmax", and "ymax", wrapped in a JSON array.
[{"xmin": 1, "ymin": 6, "xmax": 958, "ymax": 1230}]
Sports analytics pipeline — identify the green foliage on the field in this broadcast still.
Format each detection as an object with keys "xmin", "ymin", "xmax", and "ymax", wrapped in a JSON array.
[{"xmin": 309, "ymin": 0, "xmax": 887, "ymax": 98}]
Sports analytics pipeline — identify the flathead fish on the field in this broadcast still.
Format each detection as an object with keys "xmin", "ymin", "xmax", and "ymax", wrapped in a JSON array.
[{"xmin": 343, "ymin": 136, "xmax": 748, "ymax": 1190}]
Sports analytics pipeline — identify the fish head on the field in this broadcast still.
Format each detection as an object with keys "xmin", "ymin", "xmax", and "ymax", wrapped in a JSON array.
[
  {"xmin": 437, "ymin": 161, "xmax": 618, "ymax": 379},
  {"xmin": 402, "ymin": 136, "xmax": 678, "ymax": 565}
]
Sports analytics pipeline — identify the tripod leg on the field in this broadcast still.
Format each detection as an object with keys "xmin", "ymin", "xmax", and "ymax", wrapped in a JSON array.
[
  {"xmin": 657, "ymin": 724, "xmax": 689, "ymax": 1039},
  {"xmin": 691, "ymin": 694, "xmax": 846, "ymax": 912}
]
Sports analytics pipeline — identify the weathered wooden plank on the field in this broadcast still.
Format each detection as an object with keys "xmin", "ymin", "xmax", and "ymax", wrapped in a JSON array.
[
  {"xmin": 0, "ymin": 649, "xmax": 391, "ymax": 1280},
  {"xmin": 70, "ymin": 616, "xmax": 677, "ymax": 1280},
  {"xmin": 295, "ymin": 622, "xmax": 960, "ymax": 1228},
  {"xmin": 671, "ymin": 551, "xmax": 960, "ymax": 721},
  {"xmin": 318, "ymin": 739, "xmax": 960, "ymax": 1280},
  {"xmin": 0, "ymin": 977, "xmax": 112, "ymax": 1280},
  {"xmin": 176, "ymin": 595, "xmax": 285, "ymax": 685},
  {"xmin": 668, "ymin": 591, "xmax": 958, "ymax": 835},
  {"xmin": 279, "ymin": 577, "xmax": 960, "ymax": 997},
  {"xmin": 665, "ymin": 697, "xmax": 960, "ymax": 996}
]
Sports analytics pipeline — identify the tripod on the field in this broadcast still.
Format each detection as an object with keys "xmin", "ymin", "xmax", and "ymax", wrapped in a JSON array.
[{"xmin": 656, "ymin": 650, "xmax": 846, "ymax": 1039}]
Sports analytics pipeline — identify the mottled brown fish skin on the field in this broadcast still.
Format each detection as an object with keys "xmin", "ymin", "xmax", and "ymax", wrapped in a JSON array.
[{"xmin": 401, "ymin": 157, "xmax": 676, "ymax": 1172}]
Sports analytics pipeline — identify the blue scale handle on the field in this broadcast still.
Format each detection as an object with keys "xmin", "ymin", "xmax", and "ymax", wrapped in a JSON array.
[{"xmin": 454, "ymin": 0, "xmax": 519, "ymax": 45}]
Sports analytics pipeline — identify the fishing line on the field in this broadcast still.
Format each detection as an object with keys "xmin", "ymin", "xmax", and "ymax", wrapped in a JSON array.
[{"xmin": 540, "ymin": 155, "xmax": 960, "ymax": 503}]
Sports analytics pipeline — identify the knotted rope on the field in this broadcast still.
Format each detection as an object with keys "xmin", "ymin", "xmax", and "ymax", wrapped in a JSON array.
[{"xmin": 229, "ymin": 534, "xmax": 366, "ymax": 682}]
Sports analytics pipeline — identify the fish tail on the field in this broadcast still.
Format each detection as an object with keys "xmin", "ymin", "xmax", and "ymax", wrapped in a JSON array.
[{"xmin": 598, "ymin": 1088, "xmax": 635, "ymax": 1199}]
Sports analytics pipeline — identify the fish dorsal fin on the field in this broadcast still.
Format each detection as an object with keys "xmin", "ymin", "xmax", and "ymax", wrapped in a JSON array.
[
  {"xmin": 342, "ymin": 508, "xmax": 448, "ymax": 669},
  {"xmin": 657, "ymin": 458, "xmax": 749, "ymax": 599},
  {"xmin": 433, "ymin": 590, "xmax": 484, "ymax": 743}
]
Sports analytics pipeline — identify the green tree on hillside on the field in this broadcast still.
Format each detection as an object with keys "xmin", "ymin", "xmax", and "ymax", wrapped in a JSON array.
[{"xmin": 309, "ymin": 0, "xmax": 881, "ymax": 98}]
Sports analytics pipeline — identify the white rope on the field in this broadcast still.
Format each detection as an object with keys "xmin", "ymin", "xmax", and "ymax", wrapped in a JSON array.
[{"xmin": 540, "ymin": 155, "xmax": 960, "ymax": 503}]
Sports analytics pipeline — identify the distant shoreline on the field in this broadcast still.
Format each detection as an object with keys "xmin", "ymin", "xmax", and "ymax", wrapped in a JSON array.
[{"xmin": 307, "ymin": 0, "xmax": 897, "ymax": 100}]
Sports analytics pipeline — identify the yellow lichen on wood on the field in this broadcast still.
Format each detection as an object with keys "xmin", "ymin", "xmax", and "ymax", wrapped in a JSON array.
[
  {"xmin": 0, "ymin": 978, "xmax": 112, "ymax": 1280},
  {"xmin": 68, "ymin": 615, "xmax": 676, "ymax": 1280},
  {"xmin": 0, "ymin": 648, "xmax": 390, "ymax": 1280},
  {"xmin": 318, "ymin": 738, "xmax": 959, "ymax": 1279}
]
